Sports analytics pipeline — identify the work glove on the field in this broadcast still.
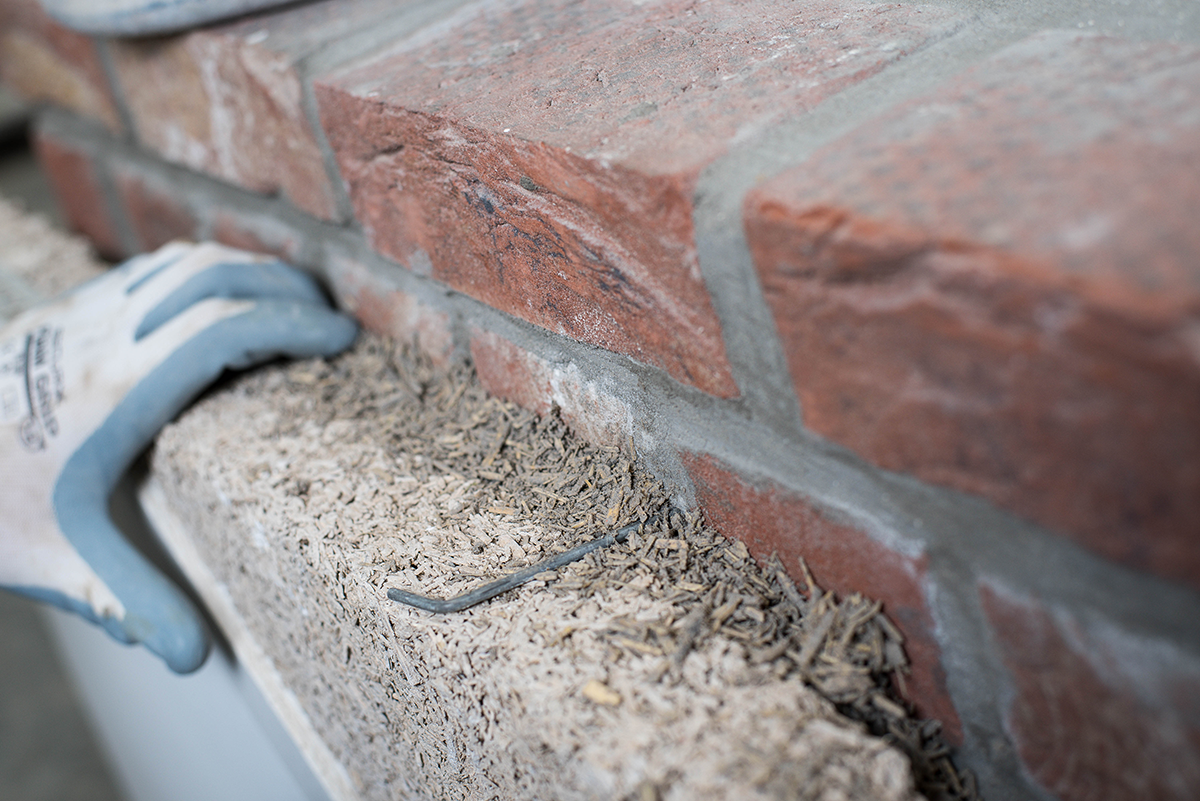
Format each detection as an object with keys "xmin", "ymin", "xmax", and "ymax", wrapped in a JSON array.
[
  {"xmin": 37, "ymin": 0, "xmax": 307, "ymax": 36},
  {"xmin": 0, "ymin": 241, "xmax": 358, "ymax": 673}
]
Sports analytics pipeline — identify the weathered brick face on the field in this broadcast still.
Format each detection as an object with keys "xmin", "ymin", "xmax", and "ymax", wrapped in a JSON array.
[
  {"xmin": 981, "ymin": 582, "xmax": 1200, "ymax": 801},
  {"xmin": 316, "ymin": 0, "xmax": 962, "ymax": 397},
  {"xmin": 745, "ymin": 31, "xmax": 1200, "ymax": 589},
  {"xmin": 318, "ymin": 92, "xmax": 732, "ymax": 394},
  {"xmin": 109, "ymin": 33, "xmax": 337, "ymax": 219},
  {"xmin": 683, "ymin": 452, "xmax": 961, "ymax": 744}
]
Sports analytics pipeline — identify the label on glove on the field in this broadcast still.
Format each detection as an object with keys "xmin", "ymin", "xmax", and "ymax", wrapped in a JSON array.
[{"xmin": 0, "ymin": 325, "xmax": 64, "ymax": 452}]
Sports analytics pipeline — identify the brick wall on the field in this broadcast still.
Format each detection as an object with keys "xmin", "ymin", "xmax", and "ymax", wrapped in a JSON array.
[{"xmin": 4, "ymin": 1, "xmax": 1199, "ymax": 798}]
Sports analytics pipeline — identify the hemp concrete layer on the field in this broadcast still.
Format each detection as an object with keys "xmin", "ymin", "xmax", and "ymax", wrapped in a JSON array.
[
  {"xmin": 149, "ymin": 342, "xmax": 927, "ymax": 801},
  {"xmin": 0, "ymin": 195, "xmax": 104, "ymax": 318}
]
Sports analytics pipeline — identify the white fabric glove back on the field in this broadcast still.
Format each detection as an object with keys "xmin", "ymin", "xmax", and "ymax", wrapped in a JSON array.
[{"xmin": 0, "ymin": 241, "xmax": 357, "ymax": 673}]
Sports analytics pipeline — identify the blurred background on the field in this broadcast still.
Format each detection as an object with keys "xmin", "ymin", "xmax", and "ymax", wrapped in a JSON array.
[
  {"xmin": 0, "ymin": 82, "xmax": 124, "ymax": 801},
  {"xmin": 0, "ymin": 85, "xmax": 329, "ymax": 801}
]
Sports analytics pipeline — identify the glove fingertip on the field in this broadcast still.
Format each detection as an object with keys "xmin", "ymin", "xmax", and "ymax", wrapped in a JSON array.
[
  {"xmin": 321, "ymin": 310, "xmax": 360, "ymax": 354},
  {"xmin": 95, "ymin": 596, "xmax": 210, "ymax": 674},
  {"xmin": 118, "ymin": 611, "xmax": 211, "ymax": 674}
]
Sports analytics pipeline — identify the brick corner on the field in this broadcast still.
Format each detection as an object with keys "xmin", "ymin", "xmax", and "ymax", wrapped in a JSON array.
[
  {"xmin": 313, "ymin": 0, "xmax": 963, "ymax": 400},
  {"xmin": 108, "ymin": 28, "xmax": 337, "ymax": 220}
]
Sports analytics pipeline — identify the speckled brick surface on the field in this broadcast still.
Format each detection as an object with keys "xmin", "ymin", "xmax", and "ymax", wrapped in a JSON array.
[
  {"xmin": 745, "ymin": 31, "xmax": 1200, "ymax": 590},
  {"xmin": 316, "ymin": 0, "xmax": 962, "ymax": 397}
]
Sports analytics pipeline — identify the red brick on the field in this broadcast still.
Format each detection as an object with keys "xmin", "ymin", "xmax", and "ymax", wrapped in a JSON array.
[
  {"xmin": 315, "ymin": 0, "xmax": 962, "ymax": 398},
  {"xmin": 108, "ymin": 17, "xmax": 340, "ymax": 219},
  {"xmin": 683, "ymin": 452, "xmax": 961, "ymax": 743},
  {"xmin": 980, "ymin": 581, "xmax": 1200, "ymax": 801},
  {"xmin": 744, "ymin": 31, "xmax": 1200, "ymax": 589},
  {"xmin": 112, "ymin": 167, "xmax": 199, "ymax": 251},
  {"xmin": 470, "ymin": 329, "xmax": 633, "ymax": 450},
  {"xmin": 327, "ymin": 255, "xmax": 453, "ymax": 366},
  {"xmin": 0, "ymin": 0, "xmax": 121, "ymax": 131},
  {"xmin": 31, "ymin": 131, "xmax": 125, "ymax": 260}
]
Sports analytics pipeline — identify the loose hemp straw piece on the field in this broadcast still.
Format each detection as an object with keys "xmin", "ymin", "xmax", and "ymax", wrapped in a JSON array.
[{"xmin": 387, "ymin": 519, "xmax": 646, "ymax": 612}]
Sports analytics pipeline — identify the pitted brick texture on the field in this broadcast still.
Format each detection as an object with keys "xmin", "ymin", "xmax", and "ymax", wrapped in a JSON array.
[
  {"xmin": 316, "ymin": 0, "xmax": 962, "ymax": 397},
  {"xmin": 745, "ymin": 31, "xmax": 1200, "ymax": 588},
  {"xmin": 981, "ymin": 582, "xmax": 1200, "ymax": 801},
  {"xmin": 683, "ymin": 453, "xmax": 960, "ymax": 744},
  {"xmin": 104, "ymin": 0, "xmax": 435, "ymax": 222}
]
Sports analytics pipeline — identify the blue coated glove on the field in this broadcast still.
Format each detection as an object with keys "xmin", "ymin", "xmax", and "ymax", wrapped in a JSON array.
[
  {"xmin": 0, "ymin": 241, "xmax": 357, "ymax": 673},
  {"xmin": 37, "ymin": 0, "xmax": 306, "ymax": 36}
]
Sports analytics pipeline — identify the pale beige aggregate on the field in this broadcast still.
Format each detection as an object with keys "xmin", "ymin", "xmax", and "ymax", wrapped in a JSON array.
[{"xmin": 152, "ymin": 343, "xmax": 923, "ymax": 801}]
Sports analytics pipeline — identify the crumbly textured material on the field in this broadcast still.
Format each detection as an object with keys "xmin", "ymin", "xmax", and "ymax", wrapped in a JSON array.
[
  {"xmin": 151, "ymin": 338, "xmax": 947, "ymax": 801},
  {"xmin": 0, "ymin": 196, "xmax": 105, "ymax": 320}
]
